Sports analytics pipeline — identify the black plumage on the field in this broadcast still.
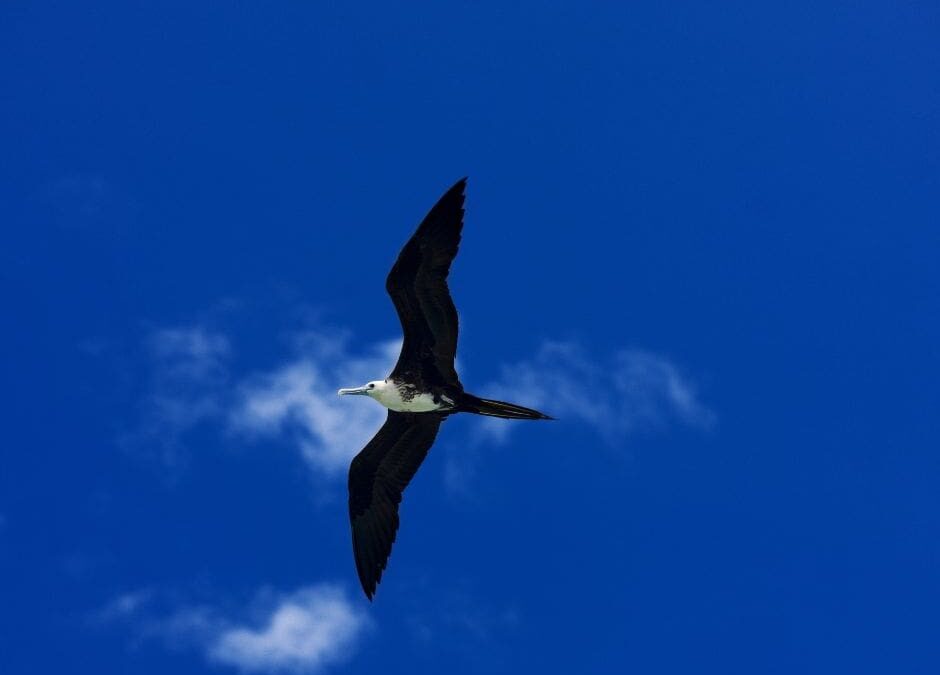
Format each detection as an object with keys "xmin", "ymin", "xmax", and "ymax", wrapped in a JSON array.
[
  {"xmin": 348, "ymin": 411, "xmax": 442, "ymax": 600},
  {"xmin": 345, "ymin": 178, "xmax": 552, "ymax": 600},
  {"xmin": 386, "ymin": 177, "xmax": 466, "ymax": 393}
]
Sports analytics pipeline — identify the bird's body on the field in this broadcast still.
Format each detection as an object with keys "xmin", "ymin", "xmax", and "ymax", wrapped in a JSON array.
[
  {"xmin": 355, "ymin": 379, "xmax": 455, "ymax": 413},
  {"xmin": 338, "ymin": 178, "xmax": 552, "ymax": 599}
]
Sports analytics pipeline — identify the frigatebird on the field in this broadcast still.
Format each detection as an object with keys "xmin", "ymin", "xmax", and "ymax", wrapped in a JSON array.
[{"xmin": 338, "ymin": 178, "xmax": 552, "ymax": 599}]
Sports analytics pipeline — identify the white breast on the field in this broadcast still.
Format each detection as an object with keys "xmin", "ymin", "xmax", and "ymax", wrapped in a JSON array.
[{"xmin": 373, "ymin": 383, "xmax": 449, "ymax": 412}]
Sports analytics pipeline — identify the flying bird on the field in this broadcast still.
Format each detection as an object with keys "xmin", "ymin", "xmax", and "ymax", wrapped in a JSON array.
[{"xmin": 338, "ymin": 178, "xmax": 552, "ymax": 599}]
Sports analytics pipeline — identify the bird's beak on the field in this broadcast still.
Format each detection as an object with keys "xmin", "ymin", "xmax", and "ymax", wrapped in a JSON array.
[{"xmin": 338, "ymin": 386, "xmax": 369, "ymax": 396}]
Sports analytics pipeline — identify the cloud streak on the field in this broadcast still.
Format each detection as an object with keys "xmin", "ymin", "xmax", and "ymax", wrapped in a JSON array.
[
  {"xmin": 208, "ymin": 586, "xmax": 368, "ymax": 674},
  {"xmin": 443, "ymin": 340, "xmax": 713, "ymax": 494},
  {"xmin": 478, "ymin": 340, "xmax": 714, "ymax": 442},
  {"xmin": 101, "ymin": 584, "xmax": 369, "ymax": 674},
  {"xmin": 230, "ymin": 333, "xmax": 400, "ymax": 476},
  {"xmin": 129, "ymin": 325, "xmax": 399, "ymax": 477},
  {"xmin": 122, "ymin": 326, "xmax": 232, "ymax": 467},
  {"xmin": 132, "ymin": 325, "xmax": 712, "ymax": 484}
]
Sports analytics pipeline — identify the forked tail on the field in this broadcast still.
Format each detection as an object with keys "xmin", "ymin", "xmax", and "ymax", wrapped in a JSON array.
[{"xmin": 459, "ymin": 393, "xmax": 554, "ymax": 420}]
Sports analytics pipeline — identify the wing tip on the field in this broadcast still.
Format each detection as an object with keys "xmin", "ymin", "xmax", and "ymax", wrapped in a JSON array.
[
  {"xmin": 355, "ymin": 557, "xmax": 380, "ymax": 601},
  {"xmin": 362, "ymin": 583, "xmax": 376, "ymax": 602},
  {"xmin": 352, "ymin": 518, "xmax": 393, "ymax": 602},
  {"xmin": 449, "ymin": 176, "xmax": 468, "ymax": 196}
]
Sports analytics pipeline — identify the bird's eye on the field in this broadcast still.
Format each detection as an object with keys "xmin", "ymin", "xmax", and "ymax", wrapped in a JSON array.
[{"xmin": 368, "ymin": 384, "xmax": 375, "ymax": 389}]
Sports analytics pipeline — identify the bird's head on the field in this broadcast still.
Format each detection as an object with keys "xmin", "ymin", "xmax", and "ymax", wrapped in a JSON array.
[{"xmin": 337, "ymin": 380, "xmax": 388, "ymax": 399}]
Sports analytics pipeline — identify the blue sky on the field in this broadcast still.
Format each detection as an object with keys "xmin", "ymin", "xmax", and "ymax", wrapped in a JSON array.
[{"xmin": 2, "ymin": 1, "xmax": 939, "ymax": 673}]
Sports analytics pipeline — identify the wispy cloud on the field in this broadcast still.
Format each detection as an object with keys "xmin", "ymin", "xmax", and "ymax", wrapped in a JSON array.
[
  {"xmin": 230, "ymin": 332, "xmax": 400, "ymax": 476},
  {"xmin": 92, "ymin": 589, "xmax": 154, "ymax": 624},
  {"xmin": 445, "ymin": 340, "xmax": 714, "ymax": 494},
  {"xmin": 122, "ymin": 326, "xmax": 232, "ymax": 467},
  {"xmin": 478, "ymin": 340, "xmax": 714, "ymax": 442},
  {"xmin": 100, "ymin": 584, "xmax": 369, "ymax": 674},
  {"xmin": 398, "ymin": 578, "xmax": 520, "ymax": 668},
  {"xmin": 408, "ymin": 587, "xmax": 519, "ymax": 645},
  {"xmin": 130, "ymin": 324, "xmax": 402, "ymax": 478},
  {"xmin": 208, "ymin": 586, "xmax": 368, "ymax": 674},
  {"xmin": 131, "ymin": 325, "xmax": 712, "ymax": 487},
  {"xmin": 148, "ymin": 327, "xmax": 231, "ymax": 381}
]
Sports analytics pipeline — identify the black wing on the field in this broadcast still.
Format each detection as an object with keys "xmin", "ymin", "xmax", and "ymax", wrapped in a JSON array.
[
  {"xmin": 387, "ymin": 178, "xmax": 466, "ymax": 388},
  {"xmin": 348, "ymin": 411, "xmax": 444, "ymax": 599}
]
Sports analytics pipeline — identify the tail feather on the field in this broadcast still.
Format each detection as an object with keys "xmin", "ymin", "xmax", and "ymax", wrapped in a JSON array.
[{"xmin": 459, "ymin": 394, "xmax": 554, "ymax": 420}]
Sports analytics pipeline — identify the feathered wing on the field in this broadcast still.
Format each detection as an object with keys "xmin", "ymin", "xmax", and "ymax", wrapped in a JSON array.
[
  {"xmin": 348, "ymin": 411, "xmax": 444, "ymax": 599},
  {"xmin": 386, "ymin": 178, "xmax": 466, "ymax": 388}
]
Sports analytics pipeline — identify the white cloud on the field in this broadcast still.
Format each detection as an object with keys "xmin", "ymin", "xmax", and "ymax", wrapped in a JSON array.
[
  {"xmin": 132, "ymin": 324, "xmax": 712, "ymax": 486},
  {"xmin": 444, "ymin": 341, "xmax": 714, "ymax": 494},
  {"xmin": 208, "ymin": 586, "xmax": 368, "ymax": 674},
  {"xmin": 230, "ymin": 334, "xmax": 400, "ymax": 476},
  {"xmin": 477, "ymin": 340, "xmax": 714, "ymax": 442},
  {"xmin": 228, "ymin": 335, "xmax": 712, "ymax": 481},
  {"xmin": 130, "ymin": 324, "xmax": 401, "ymax": 478},
  {"xmin": 101, "ymin": 584, "xmax": 369, "ymax": 675}
]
